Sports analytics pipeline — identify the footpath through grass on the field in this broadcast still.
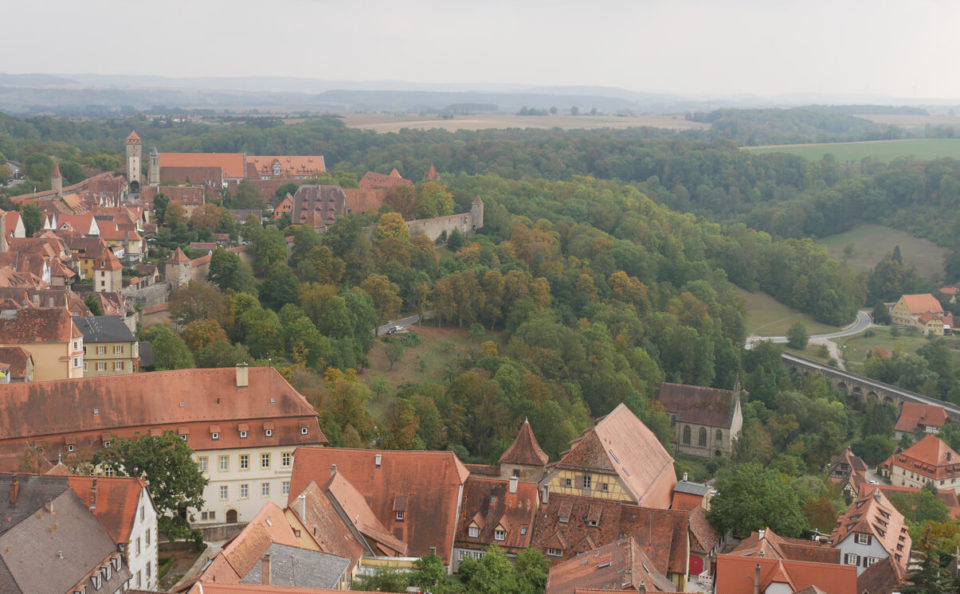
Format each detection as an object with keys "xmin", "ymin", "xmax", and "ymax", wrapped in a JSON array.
[
  {"xmin": 743, "ymin": 138, "xmax": 960, "ymax": 163},
  {"xmin": 737, "ymin": 287, "xmax": 840, "ymax": 337}
]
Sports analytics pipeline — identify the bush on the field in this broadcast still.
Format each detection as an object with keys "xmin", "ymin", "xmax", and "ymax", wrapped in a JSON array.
[{"xmin": 787, "ymin": 322, "xmax": 809, "ymax": 349}]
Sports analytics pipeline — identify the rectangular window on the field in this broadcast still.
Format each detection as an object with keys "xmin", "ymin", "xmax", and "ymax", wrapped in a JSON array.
[
  {"xmin": 262, "ymin": 482, "xmax": 270, "ymax": 497},
  {"xmin": 97, "ymin": 345, "xmax": 106, "ymax": 355},
  {"xmin": 282, "ymin": 481, "xmax": 290, "ymax": 495},
  {"xmin": 114, "ymin": 345, "xmax": 123, "ymax": 354},
  {"xmin": 219, "ymin": 456, "xmax": 229, "ymax": 471},
  {"xmin": 198, "ymin": 457, "xmax": 208, "ymax": 472},
  {"xmin": 240, "ymin": 484, "xmax": 249, "ymax": 498},
  {"xmin": 845, "ymin": 553, "xmax": 859, "ymax": 566},
  {"xmin": 73, "ymin": 357, "xmax": 80, "ymax": 368},
  {"xmin": 282, "ymin": 452, "xmax": 292, "ymax": 467},
  {"xmin": 564, "ymin": 478, "xmax": 572, "ymax": 488},
  {"xmin": 468, "ymin": 526, "xmax": 479, "ymax": 538},
  {"xmin": 583, "ymin": 475, "xmax": 592, "ymax": 489},
  {"xmin": 240, "ymin": 455, "xmax": 249, "ymax": 470},
  {"xmin": 396, "ymin": 511, "xmax": 404, "ymax": 522},
  {"xmin": 219, "ymin": 486, "xmax": 228, "ymax": 500},
  {"xmin": 146, "ymin": 561, "xmax": 151, "ymax": 578},
  {"xmin": 601, "ymin": 483, "xmax": 609, "ymax": 492},
  {"xmin": 547, "ymin": 548, "xmax": 562, "ymax": 557},
  {"xmin": 114, "ymin": 361, "xmax": 124, "ymax": 371},
  {"xmin": 97, "ymin": 362, "xmax": 106, "ymax": 371},
  {"xmin": 261, "ymin": 453, "xmax": 270, "ymax": 468},
  {"xmin": 136, "ymin": 537, "xmax": 141, "ymax": 555},
  {"xmin": 145, "ymin": 527, "xmax": 150, "ymax": 545},
  {"xmin": 494, "ymin": 529, "xmax": 506, "ymax": 541},
  {"xmin": 855, "ymin": 533, "xmax": 871, "ymax": 545}
]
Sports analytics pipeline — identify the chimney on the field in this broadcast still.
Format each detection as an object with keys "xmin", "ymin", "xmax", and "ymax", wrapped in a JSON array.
[
  {"xmin": 261, "ymin": 554, "xmax": 272, "ymax": 585},
  {"xmin": 754, "ymin": 563, "xmax": 761, "ymax": 594},
  {"xmin": 509, "ymin": 476, "xmax": 518, "ymax": 494},
  {"xmin": 758, "ymin": 528, "xmax": 765, "ymax": 541},
  {"xmin": 375, "ymin": 454, "xmax": 382, "ymax": 468},
  {"xmin": 9, "ymin": 477, "xmax": 18, "ymax": 506},
  {"xmin": 235, "ymin": 363, "xmax": 248, "ymax": 388},
  {"xmin": 298, "ymin": 494, "xmax": 306, "ymax": 521},
  {"xmin": 330, "ymin": 464, "xmax": 337, "ymax": 477},
  {"xmin": 90, "ymin": 478, "xmax": 98, "ymax": 511},
  {"xmin": 542, "ymin": 486, "xmax": 549, "ymax": 504},
  {"xmin": 682, "ymin": 472, "xmax": 688, "ymax": 482}
]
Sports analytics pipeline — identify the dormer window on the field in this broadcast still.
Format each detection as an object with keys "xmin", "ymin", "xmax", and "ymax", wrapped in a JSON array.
[
  {"xmin": 396, "ymin": 511, "xmax": 404, "ymax": 522},
  {"xmin": 468, "ymin": 525, "xmax": 479, "ymax": 538},
  {"xmin": 547, "ymin": 548, "xmax": 562, "ymax": 557},
  {"xmin": 103, "ymin": 441, "xmax": 111, "ymax": 448},
  {"xmin": 265, "ymin": 429, "xmax": 272, "ymax": 437},
  {"xmin": 494, "ymin": 527, "xmax": 506, "ymax": 541},
  {"xmin": 91, "ymin": 573, "xmax": 102, "ymax": 590},
  {"xmin": 301, "ymin": 427, "xmax": 309, "ymax": 435},
  {"xmin": 211, "ymin": 433, "xmax": 219, "ymax": 440},
  {"xmin": 240, "ymin": 431, "xmax": 247, "ymax": 439}
]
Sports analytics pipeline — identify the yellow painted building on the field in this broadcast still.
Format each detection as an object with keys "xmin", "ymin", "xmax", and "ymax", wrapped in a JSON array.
[
  {"xmin": 194, "ymin": 445, "xmax": 297, "ymax": 525},
  {"xmin": 75, "ymin": 316, "xmax": 138, "ymax": 377},
  {"xmin": 0, "ymin": 308, "xmax": 83, "ymax": 381},
  {"xmin": 891, "ymin": 294, "xmax": 951, "ymax": 336}
]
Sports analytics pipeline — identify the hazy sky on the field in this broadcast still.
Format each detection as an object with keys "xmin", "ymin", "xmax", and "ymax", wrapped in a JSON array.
[{"xmin": 4, "ymin": 0, "xmax": 958, "ymax": 99}]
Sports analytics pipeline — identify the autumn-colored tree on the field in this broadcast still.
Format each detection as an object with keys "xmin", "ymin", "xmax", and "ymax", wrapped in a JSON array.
[
  {"xmin": 361, "ymin": 274, "xmax": 402, "ymax": 329},
  {"xmin": 324, "ymin": 369, "xmax": 376, "ymax": 441},
  {"xmin": 164, "ymin": 201, "xmax": 188, "ymax": 227},
  {"xmin": 415, "ymin": 181, "xmax": 454, "ymax": 219},
  {"xmin": 190, "ymin": 203, "xmax": 221, "ymax": 233},
  {"xmin": 384, "ymin": 184, "xmax": 417, "ymax": 219},
  {"xmin": 182, "ymin": 319, "xmax": 227, "ymax": 353},
  {"xmin": 383, "ymin": 398, "xmax": 421, "ymax": 449},
  {"xmin": 168, "ymin": 281, "xmax": 227, "ymax": 327}
]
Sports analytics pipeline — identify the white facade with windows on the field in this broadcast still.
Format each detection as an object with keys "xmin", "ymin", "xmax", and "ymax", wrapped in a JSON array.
[
  {"xmin": 835, "ymin": 532, "xmax": 891, "ymax": 576},
  {"xmin": 125, "ymin": 487, "xmax": 159, "ymax": 591}
]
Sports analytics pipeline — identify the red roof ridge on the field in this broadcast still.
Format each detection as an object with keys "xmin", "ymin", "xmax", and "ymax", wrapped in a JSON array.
[{"xmin": 499, "ymin": 418, "xmax": 549, "ymax": 466}]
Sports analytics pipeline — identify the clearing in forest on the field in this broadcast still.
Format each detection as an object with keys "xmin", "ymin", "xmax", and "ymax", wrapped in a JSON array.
[
  {"xmin": 737, "ymin": 287, "xmax": 840, "ymax": 337},
  {"xmin": 816, "ymin": 224, "xmax": 947, "ymax": 280},
  {"xmin": 742, "ymin": 138, "xmax": 960, "ymax": 162}
]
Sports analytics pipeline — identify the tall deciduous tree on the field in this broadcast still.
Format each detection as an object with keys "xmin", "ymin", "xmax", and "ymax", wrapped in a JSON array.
[
  {"xmin": 92, "ymin": 431, "xmax": 207, "ymax": 539},
  {"xmin": 707, "ymin": 463, "xmax": 808, "ymax": 538},
  {"xmin": 144, "ymin": 325, "xmax": 195, "ymax": 370}
]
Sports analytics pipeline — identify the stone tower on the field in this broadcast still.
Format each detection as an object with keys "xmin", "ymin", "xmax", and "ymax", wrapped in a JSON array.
[
  {"xmin": 51, "ymin": 162, "xmax": 62, "ymax": 196},
  {"xmin": 93, "ymin": 249, "xmax": 123, "ymax": 293},
  {"xmin": 470, "ymin": 196, "xmax": 484, "ymax": 232},
  {"xmin": 125, "ymin": 130, "xmax": 142, "ymax": 191},
  {"xmin": 148, "ymin": 147, "xmax": 160, "ymax": 186}
]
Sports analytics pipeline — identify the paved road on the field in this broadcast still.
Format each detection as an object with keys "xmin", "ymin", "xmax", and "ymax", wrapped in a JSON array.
[
  {"xmin": 746, "ymin": 310, "xmax": 873, "ymax": 349},
  {"xmin": 375, "ymin": 314, "xmax": 420, "ymax": 336}
]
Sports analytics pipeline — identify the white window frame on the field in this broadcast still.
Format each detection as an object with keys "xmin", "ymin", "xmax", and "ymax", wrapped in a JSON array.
[
  {"xmin": 219, "ymin": 456, "xmax": 229, "ymax": 471},
  {"xmin": 240, "ymin": 484, "xmax": 249, "ymax": 499},
  {"xmin": 97, "ymin": 345, "xmax": 106, "ymax": 355},
  {"xmin": 261, "ymin": 453, "xmax": 270, "ymax": 468},
  {"xmin": 261, "ymin": 482, "xmax": 270, "ymax": 497},
  {"xmin": 494, "ymin": 528, "xmax": 506, "ymax": 541},
  {"xmin": 855, "ymin": 533, "xmax": 871, "ymax": 545},
  {"xmin": 114, "ymin": 345, "xmax": 123, "ymax": 354},
  {"xmin": 240, "ymin": 455, "xmax": 249, "ymax": 470},
  {"xmin": 219, "ymin": 486, "xmax": 228, "ymax": 500},
  {"xmin": 282, "ymin": 452, "xmax": 292, "ymax": 467},
  {"xmin": 396, "ymin": 511, "xmax": 404, "ymax": 522},
  {"xmin": 198, "ymin": 457, "xmax": 208, "ymax": 472},
  {"xmin": 282, "ymin": 481, "xmax": 290, "ymax": 495},
  {"xmin": 468, "ymin": 526, "xmax": 479, "ymax": 538}
]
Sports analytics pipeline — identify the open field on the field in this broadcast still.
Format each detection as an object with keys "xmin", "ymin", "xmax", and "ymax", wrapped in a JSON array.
[
  {"xmin": 363, "ymin": 325, "xmax": 500, "ymax": 421},
  {"xmin": 855, "ymin": 114, "xmax": 960, "ymax": 128},
  {"xmin": 783, "ymin": 344, "xmax": 834, "ymax": 366},
  {"xmin": 737, "ymin": 287, "xmax": 840, "ymax": 337},
  {"xmin": 343, "ymin": 113, "xmax": 709, "ymax": 133},
  {"xmin": 836, "ymin": 326, "xmax": 960, "ymax": 375},
  {"xmin": 743, "ymin": 138, "xmax": 960, "ymax": 162},
  {"xmin": 816, "ymin": 224, "xmax": 947, "ymax": 280}
]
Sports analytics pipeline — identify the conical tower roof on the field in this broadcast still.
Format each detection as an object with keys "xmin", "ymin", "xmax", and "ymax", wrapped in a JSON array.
[
  {"xmin": 52, "ymin": 162, "xmax": 61, "ymax": 178},
  {"xmin": 168, "ymin": 246, "xmax": 190, "ymax": 265},
  {"xmin": 499, "ymin": 418, "xmax": 548, "ymax": 466},
  {"xmin": 425, "ymin": 163, "xmax": 440, "ymax": 180},
  {"xmin": 126, "ymin": 130, "xmax": 141, "ymax": 143}
]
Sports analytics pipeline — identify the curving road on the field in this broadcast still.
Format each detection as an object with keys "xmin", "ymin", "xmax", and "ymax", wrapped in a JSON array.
[{"xmin": 745, "ymin": 310, "xmax": 873, "ymax": 349}]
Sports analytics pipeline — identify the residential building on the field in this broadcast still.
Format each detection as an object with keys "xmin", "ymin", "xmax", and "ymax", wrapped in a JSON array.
[
  {"xmin": 359, "ymin": 169, "xmax": 412, "ymax": 192},
  {"xmin": 290, "ymin": 185, "xmax": 348, "ymax": 230},
  {"xmin": 154, "ymin": 152, "xmax": 247, "ymax": 187},
  {"xmin": 92, "ymin": 246, "xmax": 123, "ymax": 292},
  {"xmin": 545, "ymin": 537, "xmax": 677, "ymax": 594},
  {"xmin": 74, "ymin": 315, "xmax": 139, "ymax": 376},
  {"xmin": 451, "ymin": 476, "xmax": 539, "ymax": 571},
  {"xmin": 657, "ymin": 382, "xmax": 743, "ymax": 458},
  {"xmin": 880, "ymin": 434, "xmax": 960, "ymax": 494},
  {"xmin": 0, "ymin": 346, "xmax": 33, "ymax": 382},
  {"xmin": 0, "ymin": 474, "xmax": 131, "ymax": 592},
  {"xmin": 831, "ymin": 490, "xmax": 910, "ymax": 578},
  {"xmin": 0, "ymin": 365, "xmax": 325, "ymax": 524},
  {"xmin": 67, "ymin": 475, "xmax": 159, "ymax": 591},
  {"xmin": 289, "ymin": 448, "xmax": 470, "ymax": 566},
  {"xmin": 274, "ymin": 193, "xmax": 294, "ymax": 221},
  {"xmin": 890, "ymin": 293, "xmax": 953, "ymax": 335},
  {"xmin": 530, "ymin": 492, "xmax": 717, "ymax": 590},
  {"xmin": 184, "ymin": 502, "xmax": 352, "ymax": 591},
  {"xmin": 857, "ymin": 556, "xmax": 904, "ymax": 594},
  {"xmin": 62, "ymin": 236, "xmax": 111, "ymax": 280},
  {"xmin": 828, "ymin": 447, "xmax": 870, "ymax": 498},
  {"xmin": 730, "ymin": 528, "xmax": 841, "ymax": 564},
  {"xmin": 671, "ymin": 475, "xmax": 713, "ymax": 511},
  {"xmin": 714, "ymin": 554, "xmax": 857, "ymax": 594},
  {"xmin": 498, "ymin": 418, "xmax": 549, "ymax": 481},
  {"xmin": 539, "ymin": 403, "xmax": 678, "ymax": 508},
  {"xmin": 894, "ymin": 401, "xmax": 948, "ymax": 439},
  {"xmin": 0, "ymin": 307, "xmax": 83, "ymax": 380}
]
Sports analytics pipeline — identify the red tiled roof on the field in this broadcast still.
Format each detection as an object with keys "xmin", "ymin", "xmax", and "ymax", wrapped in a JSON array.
[
  {"xmin": 656, "ymin": 382, "xmax": 738, "ymax": 428},
  {"xmin": 358, "ymin": 170, "xmax": 412, "ymax": 191},
  {"xmin": 288, "ymin": 448, "xmax": 469, "ymax": 563},
  {"xmin": 287, "ymin": 481, "xmax": 367, "ymax": 567},
  {"xmin": 531, "ymin": 494, "xmax": 691, "ymax": 576},
  {"xmin": 545, "ymin": 538, "xmax": 677, "ymax": 594},
  {"xmin": 899, "ymin": 293, "xmax": 943, "ymax": 315},
  {"xmin": 455, "ymin": 477, "xmax": 538, "ymax": 553},
  {"xmin": 0, "ymin": 367, "xmax": 324, "ymax": 468},
  {"xmin": 424, "ymin": 164, "xmax": 440, "ymax": 181},
  {"xmin": 168, "ymin": 247, "xmax": 190, "ymax": 264},
  {"xmin": 126, "ymin": 130, "xmax": 141, "ymax": 142},
  {"xmin": 884, "ymin": 434, "xmax": 960, "ymax": 481},
  {"xmin": 201, "ymin": 502, "xmax": 303, "ymax": 583},
  {"xmin": 159, "ymin": 153, "xmax": 246, "ymax": 179},
  {"xmin": 188, "ymin": 583, "xmax": 368, "ymax": 594},
  {"xmin": 715, "ymin": 554, "xmax": 857, "ymax": 594},
  {"xmin": 0, "ymin": 346, "xmax": 32, "ymax": 379},
  {"xmin": 0, "ymin": 307, "xmax": 79, "ymax": 343},
  {"xmin": 857, "ymin": 556, "xmax": 902, "ymax": 594},
  {"xmin": 499, "ymin": 419, "xmax": 549, "ymax": 466},
  {"xmin": 67, "ymin": 476, "xmax": 147, "ymax": 545},
  {"xmin": 247, "ymin": 156, "xmax": 326, "ymax": 178},
  {"xmin": 687, "ymin": 505, "xmax": 721, "ymax": 555},
  {"xmin": 554, "ymin": 403, "xmax": 676, "ymax": 508},
  {"xmin": 93, "ymin": 249, "xmax": 122, "ymax": 271},
  {"xmin": 894, "ymin": 402, "xmax": 948, "ymax": 433},
  {"xmin": 860, "ymin": 482, "xmax": 960, "ymax": 520},
  {"xmin": 731, "ymin": 529, "xmax": 840, "ymax": 564},
  {"xmin": 831, "ymin": 490, "xmax": 910, "ymax": 575}
]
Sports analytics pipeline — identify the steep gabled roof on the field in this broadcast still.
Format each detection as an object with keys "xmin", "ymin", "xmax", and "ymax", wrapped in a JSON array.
[
  {"xmin": 656, "ymin": 382, "xmax": 737, "ymax": 428},
  {"xmin": 555, "ymin": 403, "xmax": 676, "ymax": 507},
  {"xmin": 545, "ymin": 538, "xmax": 677, "ymax": 594},
  {"xmin": 455, "ymin": 477, "xmax": 539, "ymax": 552},
  {"xmin": 0, "ymin": 307, "xmax": 79, "ymax": 343},
  {"xmin": 158, "ymin": 153, "xmax": 245, "ymax": 179},
  {"xmin": 731, "ymin": 529, "xmax": 840, "ymax": 564},
  {"xmin": 885, "ymin": 434, "xmax": 960, "ymax": 481},
  {"xmin": 288, "ymin": 448, "xmax": 469, "ymax": 563},
  {"xmin": 167, "ymin": 247, "xmax": 190, "ymax": 264},
  {"xmin": 359, "ymin": 170, "xmax": 412, "ymax": 191},
  {"xmin": 899, "ymin": 293, "xmax": 944, "ymax": 315},
  {"xmin": 499, "ymin": 419, "xmax": 549, "ymax": 466},
  {"xmin": 831, "ymin": 490, "xmax": 910, "ymax": 574},
  {"xmin": 857, "ymin": 555, "xmax": 903, "ymax": 594},
  {"xmin": 715, "ymin": 554, "xmax": 857, "ymax": 594},
  {"xmin": 67, "ymin": 475, "xmax": 148, "ymax": 545},
  {"xmin": 73, "ymin": 316, "xmax": 135, "ymax": 343},
  {"xmin": 286, "ymin": 481, "xmax": 368, "ymax": 568},
  {"xmin": 0, "ymin": 347, "xmax": 31, "ymax": 379}
]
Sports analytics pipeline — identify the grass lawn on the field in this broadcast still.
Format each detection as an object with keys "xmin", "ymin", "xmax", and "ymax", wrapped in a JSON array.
[
  {"xmin": 737, "ymin": 287, "xmax": 840, "ymax": 337},
  {"xmin": 363, "ymin": 325, "xmax": 501, "ymax": 422},
  {"xmin": 742, "ymin": 138, "xmax": 960, "ymax": 162},
  {"xmin": 837, "ymin": 326, "xmax": 960, "ymax": 374},
  {"xmin": 782, "ymin": 344, "xmax": 834, "ymax": 366},
  {"xmin": 816, "ymin": 224, "xmax": 947, "ymax": 280}
]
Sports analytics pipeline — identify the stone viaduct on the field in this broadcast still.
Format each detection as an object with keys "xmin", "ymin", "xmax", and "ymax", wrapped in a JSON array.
[{"xmin": 781, "ymin": 352, "xmax": 960, "ymax": 420}]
